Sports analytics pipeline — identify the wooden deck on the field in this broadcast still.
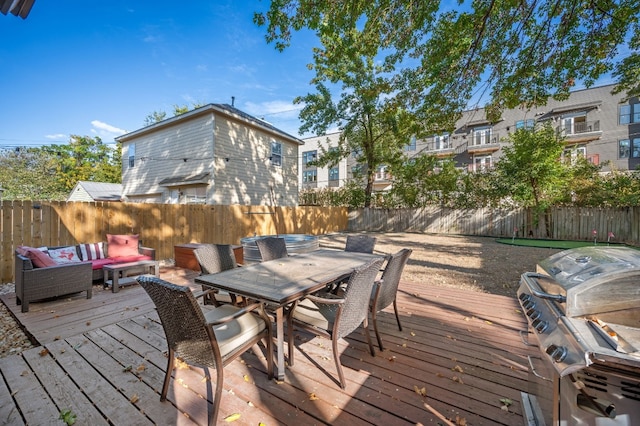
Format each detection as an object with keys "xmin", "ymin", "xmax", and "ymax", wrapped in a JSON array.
[{"xmin": 0, "ymin": 266, "xmax": 540, "ymax": 425}]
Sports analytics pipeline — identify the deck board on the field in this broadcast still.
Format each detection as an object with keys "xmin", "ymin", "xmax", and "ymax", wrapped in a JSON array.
[{"xmin": 0, "ymin": 266, "xmax": 543, "ymax": 425}]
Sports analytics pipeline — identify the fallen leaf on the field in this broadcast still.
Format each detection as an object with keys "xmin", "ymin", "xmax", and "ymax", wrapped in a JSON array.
[
  {"xmin": 452, "ymin": 365, "xmax": 464, "ymax": 373},
  {"xmin": 224, "ymin": 413, "xmax": 241, "ymax": 422},
  {"xmin": 309, "ymin": 393, "xmax": 319, "ymax": 400},
  {"xmin": 501, "ymin": 405, "xmax": 509, "ymax": 411},
  {"xmin": 456, "ymin": 415, "xmax": 468, "ymax": 425},
  {"xmin": 123, "ymin": 366, "xmax": 132, "ymax": 372},
  {"xmin": 130, "ymin": 394, "xmax": 139, "ymax": 403},
  {"xmin": 388, "ymin": 356, "xmax": 396, "ymax": 362},
  {"xmin": 20, "ymin": 370, "xmax": 29, "ymax": 376},
  {"xmin": 39, "ymin": 348, "xmax": 49, "ymax": 356},
  {"xmin": 410, "ymin": 331, "xmax": 416, "ymax": 337},
  {"xmin": 247, "ymin": 401, "xmax": 254, "ymax": 407},
  {"xmin": 452, "ymin": 376, "xmax": 464, "ymax": 384},
  {"xmin": 485, "ymin": 320, "xmax": 493, "ymax": 325},
  {"xmin": 243, "ymin": 375, "xmax": 250, "ymax": 382},
  {"xmin": 53, "ymin": 336, "xmax": 61, "ymax": 341},
  {"xmin": 86, "ymin": 321, "xmax": 91, "ymax": 326},
  {"xmin": 413, "ymin": 385, "xmax": 427, "ymax": 396},
  {"xmin": 500, "ymin": 397, "xmax": 512, "ymax": 407},
  {"xmin": 136, "ymin": 364, "xmax": 146, "ymax": 372}
]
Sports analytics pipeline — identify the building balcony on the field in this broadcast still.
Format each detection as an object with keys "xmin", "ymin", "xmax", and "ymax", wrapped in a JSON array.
[{"xmin": 557, "ymin": 120, "xmax": 602, "ymax": 143}]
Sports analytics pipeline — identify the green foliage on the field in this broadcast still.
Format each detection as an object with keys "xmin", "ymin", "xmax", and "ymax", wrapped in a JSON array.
[
  {"xmin": 143, "ymin": 110, "xmax": 167, "ymax": 126},
  {"xmin": 256, "ymin": 1, "xmax": 639, "ymax": 129},
  {"xmin": 0, "ymin": 136, "xmax": 121, "ymax": 201},
  {"xmin": 300, "ymin": 181, "xmax": 366, "ymax": 208},
  {"xmin": 59, "ymin": 409, "xmax": 76, "ymax": 425}
]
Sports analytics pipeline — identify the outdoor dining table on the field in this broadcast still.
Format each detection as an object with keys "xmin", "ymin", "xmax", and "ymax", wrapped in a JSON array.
[{"xmin": 195, "ymin": 248, "xmax": 382, "ymax": 381}]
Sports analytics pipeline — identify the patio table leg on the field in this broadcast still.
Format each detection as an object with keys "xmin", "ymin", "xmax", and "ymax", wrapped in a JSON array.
[{"xmin": 275, "ymin": 305, "xmax": 285, "ymax": 381}]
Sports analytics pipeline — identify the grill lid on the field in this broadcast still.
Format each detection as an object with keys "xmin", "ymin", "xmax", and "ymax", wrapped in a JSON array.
[{"xmin": 536, "ymin": 246, "xmax": 640, "ymax": 324}]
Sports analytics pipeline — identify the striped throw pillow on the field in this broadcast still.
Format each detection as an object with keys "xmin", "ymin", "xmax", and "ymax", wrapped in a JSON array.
[{"xmin": 79, "ymin": 242, "xmax": 105, "ymax": 260}]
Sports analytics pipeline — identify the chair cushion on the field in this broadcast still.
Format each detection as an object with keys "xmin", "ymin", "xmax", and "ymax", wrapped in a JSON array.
[
  {"xmin": 109, "ymin": 254, "xmax": 152, "ymax": 263},
  {"xmin": 203, "ymin": 305, "xmax": 266, "ymax": 358},
  {"xmin": 48, "ymin": 246, "xmax": 81, "ymax": 264},
  {"xmin": 292, "ymin": 298, "xmax": 336, "ymax": 331},
  {"xmin": 23, "ymin": 247, "xmax": 57, "ymax": 268},
  {"xmin": 106, "ymin": 234, "xmax": 139, "ymax": 257},
  {"xmin": 88, "ymin": 258, "xmax": 116, "ymax": 270}
]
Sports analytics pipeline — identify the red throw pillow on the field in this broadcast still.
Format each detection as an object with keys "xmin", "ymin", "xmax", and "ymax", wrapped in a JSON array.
[
  {"xmin": 25, "ymin": 248, "xmax": 57, "ymax": 268},
  {"xmin": 107, "ymin": 234, "xmax": 139, "ymax": 258}
]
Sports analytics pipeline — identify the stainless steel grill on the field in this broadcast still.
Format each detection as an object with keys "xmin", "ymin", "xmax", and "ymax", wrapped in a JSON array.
[{"xmin": 517, "ymin": 246, "xmax": 640, "ymax": 425}]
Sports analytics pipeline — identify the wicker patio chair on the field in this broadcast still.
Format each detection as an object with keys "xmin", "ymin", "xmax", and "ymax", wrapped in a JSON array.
[
  {"xmin": 286, "ymin": 257, "xmax": 385, "ymax": 389},
  {"xmin": 193, "ymin": 244, "xmax": 241, "ymax": 306},
  {"xmin": 255, "ymin": 237, "xmax": 288, "ymax": 261},
  {"xmin": 344, "ymin": 235, "xmax": 377, "ymax": 254},
  {"xmin": 370, "ymin": 248, "xmax": 412, "ymax": 351},
  {"xmin": 136, "ymin": 275, "xmax": 273, "ymax": 425}
]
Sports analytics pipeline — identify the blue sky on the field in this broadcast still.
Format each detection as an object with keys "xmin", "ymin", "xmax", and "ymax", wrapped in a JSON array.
[{"xmin": 0, "ymin": 1, "xmax": 317, "ymax": 148}]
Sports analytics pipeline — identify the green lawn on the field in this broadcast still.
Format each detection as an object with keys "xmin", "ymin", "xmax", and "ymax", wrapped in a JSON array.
[{"xmin": 495, "ymin": 238, "xmax": 625, "ymax": 249}]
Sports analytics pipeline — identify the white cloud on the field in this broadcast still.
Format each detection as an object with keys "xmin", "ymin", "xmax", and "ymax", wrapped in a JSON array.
[
  {"xmin": 243, "ymin": 100, "xmax": 302, "ymax": 120},
  {"xmin": 45, "ymin": 133, "xmax": 67, "ymax": 140},
  {"xmin": 91, "ymin": 120, "xmax": 127, "ymax": 139}
]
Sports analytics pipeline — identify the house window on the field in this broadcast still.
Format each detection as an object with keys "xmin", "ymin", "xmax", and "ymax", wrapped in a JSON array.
[
  {"xmin": 271, "ymin": 142, "xmax": 282, "ymax": 166},
  {"xmin": 303, "ymin": 170, "xmax": 317, "ymax": 183},
  {"xmin": 329, "ymin": 167, "xmax": 339, "ymax": 181},
  {"xmin": 515, "ymin": 119, "xmax": 534, "ymax": 130},
  {"xmin": 128, "ymin": 143, "xmax": 135, "ymax": 168},
  {"xmin": 302, "ymin": 150, "xmax": 317, "ymax": 166},
  {"xmin": 184, "ymin": 187, "xmax": 207, "ymax": 204},
  {"xmin": 473, "ymin": 155, "xmax": 492, "ymax": 172},
  {"xmin": 434, "ymin": 134, "xmax": 450, "ymax": 150},
  {"xmin": 472, "ymin": 126, "xmax": 492, "ymax": 146},
  {"xmin": 351, "ymin": 148, "xmax": 362, "ymax": 158},
  {"xmin": 619, "ymin": 139, "xmax": 630, "ymax": 159},
  {"xmin": 619, "ymin": 104, "xmax": 640, "ymax": 125},
  {"xmin": 405, "ymin": 135, "xmax": 416, "ymax": 151}
]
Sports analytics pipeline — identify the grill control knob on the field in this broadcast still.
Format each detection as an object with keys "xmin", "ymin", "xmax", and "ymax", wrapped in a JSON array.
[
  {"xmin": 526, "ymin": 309, "xmax": 541, "ymax": 321},
  {"xmin": 519, "ymin": 293, "xmax": 532, "ymax": 302},
  {"xmin": 532, "ymin": 318, "xmax": 549, "ymax": 333},
  {"xmin": 546, "ymin": 344, "xmax": 568, "ymax": 363}
]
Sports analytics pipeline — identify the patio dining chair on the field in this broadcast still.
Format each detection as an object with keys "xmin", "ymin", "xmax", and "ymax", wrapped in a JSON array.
[
  {"xmin": 193, "ymin": 244, "xmax": 241, "ymax": 306},
  {"xmin": 370, "ymin": 248, "xmax": 412, "ymax": 351},
  {"xmin": 344, "ymin": 235, "xmax": 377, "ymax": 254},
  {"xmin": 136, "ymin": 275, "xmax": 273, "ymax": 426},
  {"xmin": 286, "ymin": 257, "xmax": 385, "ymax": 389},
  {"xmin": 255, "ymin": 237, "xmax": 288, "ymax": 261}
]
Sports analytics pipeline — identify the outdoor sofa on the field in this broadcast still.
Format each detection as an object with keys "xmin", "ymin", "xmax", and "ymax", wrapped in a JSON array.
[{"xmin": 14, "ymin": 234, "xmax": 155, "ymax": 312}]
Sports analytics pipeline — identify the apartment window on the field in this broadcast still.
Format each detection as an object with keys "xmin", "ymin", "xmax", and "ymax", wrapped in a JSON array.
[
  {"xmin": 633, "ymin": 138, "xmax": 640, "ymax": 158},
  {"xmin": 619, "ymin": 139, "xmax": 630, "ymax": 159},
  {"xmin": 619, "ymin": 104, "xmax": 640, "ymax": 125},
  {"xmin": 515, "ymin": 119, "xmax": 534, "ymax": 130},
  {"xmin": 351, "ymin": 147, "xmax": 362, "ymax": 158},
  {"xmin": 405, "ymin": 135, "xmax": 417, "ymax": 151},
  {"xmin": 375, "ymin": 165, "xmax": 388, "ymax": 180},
  {"xmin": 302, "ymin": 150, "xmax": 317, "ymax": 166},
  {"xmin": 271, "ymin": 142, "xmax": 282, "ymax": 166},
  {"xmin": 329, "ymin": 167, "xmax": 339, "ymax": 181},
  {"xmin": 472, "ymin": 126, "xmax": 492, "ymax": 146},
  {"xmin": 561, "ymin": 113, "xmax": 587, "ymax": 134},
  {"xmin": 473, "ymin": 155, "xmax": 492, "ymax": 172},
  {"xmin": 351, "ymin": 164, "xmax": 363, "ymax": 177},
  {"xmin": 303, "ymin": 170, "xmax": 317, "ymax": 183},
  {"xmin": 434, "ymin": 134, "xmax": 450, "ymax": 150},
  {"xmin": 128, "ymin": 143, "xmax": 135, "ymax": 168},
  {"xmin": 562, "ymin": 146, "xmax": 586, "ymax": 165}
]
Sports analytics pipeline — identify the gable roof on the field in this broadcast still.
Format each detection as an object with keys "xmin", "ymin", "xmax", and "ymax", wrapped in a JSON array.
[
  {"xmin": 115, "ymin": 103, "xmax": 303, "ymax": 145},
  {"xmin": 68, "ymin": 181, "xmax": 123, "ymax": 202}
]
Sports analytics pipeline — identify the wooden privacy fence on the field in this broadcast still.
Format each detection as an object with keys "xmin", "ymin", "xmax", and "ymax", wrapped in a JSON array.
[
  {"xmin": 347, "ymin": 206, "xmax": 640, "ymax": 245},
  {"xmin": 3, "ymin": 201, "xmax": 640, "ymax": 284},
  {"xmin": 0, "ymin": 201, "xmax": 348, "ymax": 284}
]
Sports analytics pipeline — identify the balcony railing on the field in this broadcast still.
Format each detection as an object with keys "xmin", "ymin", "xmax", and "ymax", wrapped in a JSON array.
[{"xmin": 557, "ymin": 120, "xmax": 600, "ymax": 136}]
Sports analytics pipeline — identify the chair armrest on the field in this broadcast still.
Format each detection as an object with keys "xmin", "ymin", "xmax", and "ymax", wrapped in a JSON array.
[
  {"xmin": 305, "ymin": 292, "xmax": 345, "ymax": 305},
  {"xmin": 138, "ymin": 246, "xmax": 156, "ymax": 260},
  {"xmin": 206, "ymin": 302, "xmax": 263, "ymax": 326}
]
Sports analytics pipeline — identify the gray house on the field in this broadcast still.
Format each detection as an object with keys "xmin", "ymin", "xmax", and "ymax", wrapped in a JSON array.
[
  {"xmin": 115, "ymin": 104, "xmax": 303, "ymax": 206},
  {"xmin": 67, "ymin": 181, "xmax": 122, "ymax": 202}
]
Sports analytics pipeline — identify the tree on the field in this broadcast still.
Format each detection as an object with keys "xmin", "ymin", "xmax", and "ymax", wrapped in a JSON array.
[
  {"xmin": 39, "ymin": 135, "xmax": 121, "ymax": 191},
  {"xmin": 0, "ymin": 147, "xmax": 67, "ymax": 200},
  {"xmin": 256, "ymin": 1, "xmax": 640, "ymax": 129},
  {"xmin": 295, "ymin": 34, "xmax": 411, "ymax": 207}
]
